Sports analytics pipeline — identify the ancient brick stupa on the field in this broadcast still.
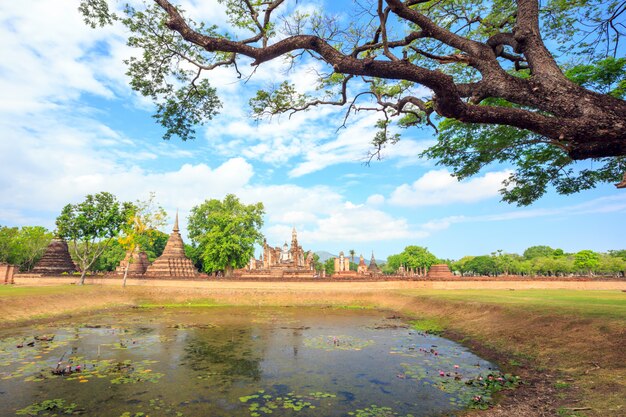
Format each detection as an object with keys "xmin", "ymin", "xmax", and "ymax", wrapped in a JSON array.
[
  {"xmin": 32, "ymin": 238, "xmax": 77, "ymax": 275},
  {"xmin": 145, "ymin": 212, "xmax": 198, "ymax": 278},
  {"xmin": 427, "ymin": 264, "xmax": 454, "ymax": 279},
  {"xmin": 116, "ymin": 247, "xmax": 150, "ymax": 276},
  {"xmin": 368, "ymin": 252, "xmax": 381, "ymax": 274}
]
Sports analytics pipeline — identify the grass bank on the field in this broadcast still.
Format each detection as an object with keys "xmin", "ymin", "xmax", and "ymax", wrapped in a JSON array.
[{"xmin": 0, "ymin": 284, "xmax": 624, "ymax": 416}]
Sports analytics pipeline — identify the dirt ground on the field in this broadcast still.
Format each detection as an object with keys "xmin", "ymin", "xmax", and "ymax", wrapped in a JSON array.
[{"xmin": 1, "ymin": 281, "xmax": 625, "ymax": 417}]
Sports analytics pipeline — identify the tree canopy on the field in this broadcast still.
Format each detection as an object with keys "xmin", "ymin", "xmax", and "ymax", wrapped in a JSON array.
[
  {"xmin": 79, "ymin": 0, "xmax": 626, "ymax": 205},
  {"xmin": 0, "ymin": 226, "xmax": 53, "ymax": 271},
  {"xmin": 188, "ymin": 194, "xmax": 264, "ymax": 276},
  {"xmin": 385, "ymin": 245, "xmax": 438, "ymax": 273},
  {"xmin": 55, "ymin": 192, "xmax": 133, "ymax": 284},
  {"xmin": 118, "ymin": 193, "xmax": 168, "ymax": 286}
]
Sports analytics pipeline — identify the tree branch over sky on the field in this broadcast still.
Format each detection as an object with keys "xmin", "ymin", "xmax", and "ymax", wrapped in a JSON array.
[{"xmin": 79, "ymin": 0, "xmax": 626, "ymax": 205}]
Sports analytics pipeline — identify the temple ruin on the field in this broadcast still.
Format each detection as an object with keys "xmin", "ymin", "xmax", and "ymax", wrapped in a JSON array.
[
  {"xmin": 357, "ymin": 255, "xmax": 368, "ymax": 274},
  {"xmin": 115, "ymin": 247, "xmax": 150, "ymax": 276},
  {"xmin": 235, "ymin": 228, "xmax": 315, "ymax": 279},
  {"xmin": 333, "ymin": 251, "xmax": 353, "ymax": 276},
  {"xmin": 368, "ymin": 252, "xmax": 382, "ymax": 274},
  {"xmin": 426, "ymin": 264, "xmax": 454, "ymax": 279},
  {"xmin": 1, "ymin": 263, "xmax": 15, "ymax": 284},
  {"xmin": 32, "ymin": 238, "xmax": 77, "ymax": 275},
  {"xmin": 145, "ymin": 212, "xmax": 199, "ymax": 278}
]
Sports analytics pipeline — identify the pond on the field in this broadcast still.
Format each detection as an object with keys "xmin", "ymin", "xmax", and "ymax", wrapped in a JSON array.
[{"xmin": 0, "ymin": 307, "xmax": 513, "ymax": 416}]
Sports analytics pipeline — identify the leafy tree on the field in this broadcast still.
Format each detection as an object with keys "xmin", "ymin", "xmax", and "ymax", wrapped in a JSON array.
[
  {"xmin": 0, "ymin": 226, "xmax": 53, "ymax": 271},
  {"xmin": 598, "ymin": 254, "xmax": 625, "ymax": 277},
  {"xmin": 523, "ymin": 245, "xmax": 556, "ymax": 259},
  {"xmin": 491, "ymin": 250, "xmax": 521, "ymax": 276},
  {"xmin": 118, "ymin": 194, "xmax": 168, "ymax": 287},
  {"xmin": 400, "ymin": 245, "xmax": 438, "ymax": 272},
  {"xmin": 0, "ymin": 226, "xmax": 20, "ymax": 264},
  {"xmin": 464, "ymin": 255, "xmax": 499, "ymax": 276},
  {"xmin": 323, "ymin": 258, "xmax": 335, "ymax": 276},
  {"xmin": 574, "ymin": 249, "xmax": 601, "ymax": 276},
  {"xmin": 188, "ymin": 194, "xmax": 264, "ymax": 277},
  {"xmin": 451, "ymin": 256, "xmax": 475, "ymax": 276},
  {"xmin": 184, "ymin": 243, "xmax": 203, "ymax": 272},
  {"xmin": 348, "ymin": 249, "xmax": 356, "ymax": 265},
  {"xmin": 80, "ymin": 0, "xmax": 626, "ymax": 205},
  {"xmin": 608, "ymin": 249, "xmax": 626, "ymax": 261},
  {"xmin": 139, "ymin": 229, "xmax": 169, "ymax": 262},
  {"xmin": 92, "ymin": 229, "xmax": 169, "ymax": 272},
  {"xmin": 55, "ymin": 192, "xmax": 133, "ymax": 285},
  {"xmin": 91, "ymin": 240, "xmax": 126, "ymax": 272},
  {"xmin": 384, "ymin": 253, "xmax": 404, "ymax": 274}
]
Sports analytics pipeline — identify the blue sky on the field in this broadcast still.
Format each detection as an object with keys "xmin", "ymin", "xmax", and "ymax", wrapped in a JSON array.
[{"xmin": 0, "ymin": 0, "xmax": 624, "ymax": 261}]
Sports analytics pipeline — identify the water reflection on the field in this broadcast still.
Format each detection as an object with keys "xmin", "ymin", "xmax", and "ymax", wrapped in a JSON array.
[{"xmin": 0, "ymin": 307, "xmax": 501, "ymax": 417}]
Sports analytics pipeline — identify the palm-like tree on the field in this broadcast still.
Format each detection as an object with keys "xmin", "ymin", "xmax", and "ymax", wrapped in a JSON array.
[{"xmin": 349, "ymin": 249, "xmax": 355, "ymax": 265}]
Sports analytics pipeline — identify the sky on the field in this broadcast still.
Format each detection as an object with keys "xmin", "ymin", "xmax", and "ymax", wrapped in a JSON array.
[{"xmin": 0, "ymin": 0, "xmax": 624, "ymax": 261}]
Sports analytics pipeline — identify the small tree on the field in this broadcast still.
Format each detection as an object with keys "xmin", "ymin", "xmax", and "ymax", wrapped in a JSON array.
[
  {"xmin": 118, "ymin": 193, "xmax": 167, "ymax": 287},
  {"xmin": 56, "ymin": 192, "xmax": 132, "ymax": 285},
  {"xmin": 574, "ymin": 250, "xmax": 601, "ymax": 276},
  {"xmin": 188, "ymin": 194, "xmax": 264, "ymax": 277},
  {"xmin": 348, "ymin": 249, "xmax": 356, "ymax": 265},
  {"xmin": 0, "ymin": 226, "xmax": 53, "ymax": 271},
  {"xmin": 324, "ymin": 258, "xmax": 335, "ymax": 276}
]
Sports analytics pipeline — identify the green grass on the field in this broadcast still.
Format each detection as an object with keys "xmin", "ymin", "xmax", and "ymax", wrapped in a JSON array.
[
  {"xmin": 0, "ymin": 285, "xmax": 86, "ymax": 297},
  {"xmin": 399, "ymin": 289, "xmax": 626, "ymax": 320},
  {"xmin": 409, "ymin": 318, "xmax": 445, "ymax": 334}
]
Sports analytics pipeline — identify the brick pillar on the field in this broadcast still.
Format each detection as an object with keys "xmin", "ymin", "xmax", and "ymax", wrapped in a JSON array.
[{"xmin": 8, "ymin": 264, "xmax": 15, "ymax": 284}]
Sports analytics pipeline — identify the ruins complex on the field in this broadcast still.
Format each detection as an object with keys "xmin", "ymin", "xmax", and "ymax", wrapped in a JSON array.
[
  {"xmin": 32, "ymin": 238, "xmax": 77, "ymax": 275},
  {"xmin": 235, "ymin": 228, "xmax": 315, "ymax": 279},
  {"xmin": 145, "ymin": 213, "xmax": 199, "ymax": 278}
]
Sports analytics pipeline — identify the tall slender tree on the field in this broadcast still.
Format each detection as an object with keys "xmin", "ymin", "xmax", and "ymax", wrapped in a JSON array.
[{"xmin": 118, "ymin": 193, "xmax": 167, "ymax": 287}]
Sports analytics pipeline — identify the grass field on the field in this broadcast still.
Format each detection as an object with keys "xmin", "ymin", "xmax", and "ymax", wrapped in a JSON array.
[
  {"xmin": 0, "ymin": 284, "xmax": 624, "ymax": 416},
  {"xmin": 400, "ymin": 289, "xmax": 626, "ymax": 319}
]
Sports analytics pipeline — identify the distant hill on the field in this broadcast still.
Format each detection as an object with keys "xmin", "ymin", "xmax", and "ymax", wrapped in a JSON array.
[
  {"xmin": 314, "ymin": 251, "xmax": 336, "ymax": 263},
  {"xmin": 314, "ymin": 251, "xmax": 384, "ymax": 266}
]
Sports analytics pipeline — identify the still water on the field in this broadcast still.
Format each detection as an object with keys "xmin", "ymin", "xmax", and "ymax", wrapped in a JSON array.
[{"xmin": 0, "ymin": 307, "xmax": 499, "ymax": 416}]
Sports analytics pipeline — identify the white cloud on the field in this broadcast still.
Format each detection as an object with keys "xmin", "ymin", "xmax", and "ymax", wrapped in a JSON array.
[
  {"xmin": 389, "ymin": 169, "xmax": 511, "ymax": 206},
  {"xmin": 366, "ymin": 194, "xmax": 385, "ymax": 206}
]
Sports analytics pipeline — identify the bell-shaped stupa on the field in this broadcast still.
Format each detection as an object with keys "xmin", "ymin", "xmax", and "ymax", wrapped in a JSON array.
[
  {"xmin": 145, "ymin": 212, "xmax": 199, "ymax": 278},
  {"xmin": 32, "ymin": 238, "xmax": 77, "ymax": 275}
]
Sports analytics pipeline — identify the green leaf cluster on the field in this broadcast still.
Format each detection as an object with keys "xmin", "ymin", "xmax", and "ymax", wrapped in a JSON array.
[
  {"xmin": 55, "ymin": 192, "xmax": 133, "ymax": 282},
  {"xmin": 0, "ymin": 226, "xmax": 53, "ymax": 271},
  {"xmin": 188, "ymin": 194, "xmax": 264, "ymax": 275},
  {"xmin": 384, "ymin": 246, "xmax": 438, "ymax": 273}
]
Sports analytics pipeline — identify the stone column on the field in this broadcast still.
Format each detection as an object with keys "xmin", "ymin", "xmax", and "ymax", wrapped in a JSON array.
[{"xmin": 8, "ymin": 264, "xmax": 15, "ymax": 284}]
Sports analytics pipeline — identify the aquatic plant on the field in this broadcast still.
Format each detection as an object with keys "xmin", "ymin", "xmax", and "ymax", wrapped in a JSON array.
[
  {"xmin": 304, "ymin": 335, "xmax": 374, "ymax": 351},
  {"xmin": 238, "ymin": 390, "xmax": 337, "ymax": 416},
  {"xmin": 347, "ymin": 405, "xmax": 414, "ymax": 417},
  {"xmin": 16, "ymin": 399, "xmax": 78, "ymax": 416}
]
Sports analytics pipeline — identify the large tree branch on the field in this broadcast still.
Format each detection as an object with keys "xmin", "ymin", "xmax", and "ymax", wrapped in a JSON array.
[{"xmin": 514, "ymin": 0, "xmax": 562, "ymax": 77}]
